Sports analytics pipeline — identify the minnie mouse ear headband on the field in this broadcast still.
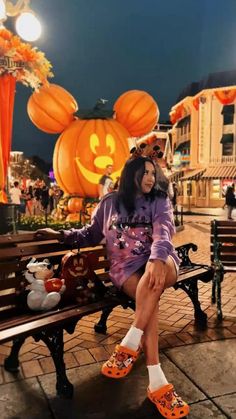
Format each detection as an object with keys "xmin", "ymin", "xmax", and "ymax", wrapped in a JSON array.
[{"xmin": 130, "ymin": 143, "xmax": 164, "ymax": 160}]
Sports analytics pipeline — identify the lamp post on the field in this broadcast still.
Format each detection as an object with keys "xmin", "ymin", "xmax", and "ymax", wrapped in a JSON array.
[{"xmin": 0, "ymin": 0, "xmax": 41, "ymax": 41}]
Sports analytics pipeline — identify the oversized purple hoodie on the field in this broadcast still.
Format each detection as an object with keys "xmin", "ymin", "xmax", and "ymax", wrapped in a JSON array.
[{"xmin": 62, "ymin": 192, "xmax": 179, "ymax": 289}]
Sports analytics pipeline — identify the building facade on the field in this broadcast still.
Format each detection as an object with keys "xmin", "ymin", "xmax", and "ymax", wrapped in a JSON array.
[{"xmin": 169, "ymin": 70, "xmax": 236, "ymax": 208}]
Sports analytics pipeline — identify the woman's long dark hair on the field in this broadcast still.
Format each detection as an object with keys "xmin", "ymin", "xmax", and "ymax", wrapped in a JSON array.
[{"xmin": 115, "ymin": 156, "xmax": 166, "ymax": 215}]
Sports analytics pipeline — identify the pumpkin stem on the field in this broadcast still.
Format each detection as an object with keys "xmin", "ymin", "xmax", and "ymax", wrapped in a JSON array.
[{"xmin": 78, "ymin": 98, "xmax": 114, "ymax": 120}]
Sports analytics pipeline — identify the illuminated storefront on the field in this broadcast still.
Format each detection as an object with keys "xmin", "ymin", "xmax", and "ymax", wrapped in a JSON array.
[{"xmin": 169, "ymin": 70, "xmax": 236, "ymax": 207}]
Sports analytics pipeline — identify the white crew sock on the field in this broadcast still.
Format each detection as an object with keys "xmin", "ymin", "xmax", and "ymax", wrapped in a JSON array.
[
  {"xmin": 147, "ymin": 363, "xmax": 169, "ymax": 392},
  {"xmin": 120, "ymin": 325, "xmax": 144, "ymax": 351}
]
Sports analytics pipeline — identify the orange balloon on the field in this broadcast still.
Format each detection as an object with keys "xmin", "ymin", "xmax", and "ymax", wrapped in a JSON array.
[
  {"xmin": 53, "ymin": 118, "xmax": 130, "ymax": 198},
  {"xmin": 68, "ymin": 197, "xmax": 83, "ymax": 213},
  {"xmin": 27, "ymin": 83, "xmax": 78, "ymax": 134},
  {"xmin": 114, "ymin": 90, "xmax": 159, "ymax": 137}
]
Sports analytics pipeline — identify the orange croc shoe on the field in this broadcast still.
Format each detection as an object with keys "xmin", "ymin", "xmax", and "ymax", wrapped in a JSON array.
[
  {"xmin": 101, "ymin": 344, "xmax": 139, "ymax": 379},
  {"xmin": 147, "ymin": 384, "xmax": 190, "ymax": 418}
]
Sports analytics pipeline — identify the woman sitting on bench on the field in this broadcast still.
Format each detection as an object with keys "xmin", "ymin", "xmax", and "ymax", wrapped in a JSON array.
[{"xmin": 36, "ymin": 151, "xmax": 189, "ymax": 419}]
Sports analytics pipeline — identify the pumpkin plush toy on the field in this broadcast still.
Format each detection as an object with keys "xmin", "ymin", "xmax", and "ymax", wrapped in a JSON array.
[{"xmin": 59, "ymin": 251, "xmax": 106, "ymax": 305}]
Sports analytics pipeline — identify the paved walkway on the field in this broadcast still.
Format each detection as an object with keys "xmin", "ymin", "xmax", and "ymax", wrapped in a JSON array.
[{"xmin": 0, "ymin": 215, "xmax": 235, "ymax": 418}]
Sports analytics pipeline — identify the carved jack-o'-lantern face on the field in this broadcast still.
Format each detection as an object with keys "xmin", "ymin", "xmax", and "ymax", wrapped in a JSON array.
[
  {"xmin": 67, "ymin": 255, "xmax": 89, "ymax": 278},
  {"xmin": 53, "ymin": 118, "xmax": 130, "ymax": 198},
  {"xmin": 60, "ymin": 252, "xmax": 91, "ymax": 281}
]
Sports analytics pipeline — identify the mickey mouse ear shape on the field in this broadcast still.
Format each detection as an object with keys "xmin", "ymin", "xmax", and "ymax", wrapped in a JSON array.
[
  {"xmin": 153, "ymin": 145, "xmax": 160, "ymax": 151},
  {"xmin": 130, "ymin": 143, "xmax": 147, "ymax": 159}
]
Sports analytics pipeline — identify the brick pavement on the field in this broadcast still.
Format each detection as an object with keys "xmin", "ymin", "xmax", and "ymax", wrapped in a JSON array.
[{"xmin": 0, "ymin": 217, "xmax": 235, "ymax": 384}]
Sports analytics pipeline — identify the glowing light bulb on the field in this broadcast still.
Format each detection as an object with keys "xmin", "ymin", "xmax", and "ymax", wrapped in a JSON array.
[
  {"xmin": 16, "ymin": 12, "xmax": 42, "ymax": 42},
  {"xmin": 0, "ymin": 0, "xmax": 6, "ymax": 21}
]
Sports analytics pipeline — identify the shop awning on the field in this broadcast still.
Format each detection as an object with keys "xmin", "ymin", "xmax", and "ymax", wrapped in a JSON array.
[
  {"xmin": 175, "ymin": 140, "xmax": 190, "ymax": 152},
  {"xmin": 201, "ymin": 165, "xmax": 236, "ymax": 179},
  {"xmin": 180, "ymin": 168, "xmax": 206, "ymax": 181},
  {"xmin": 168, "ymin": 170, "xmax": 185, "ymax": 182},
  {"xmin": 221, "ymin": 104, "xmax": 235, "ymax": 114},
  {"xmin": 220, "ymin": 133, "xmax": 234, "ymax": 144}
]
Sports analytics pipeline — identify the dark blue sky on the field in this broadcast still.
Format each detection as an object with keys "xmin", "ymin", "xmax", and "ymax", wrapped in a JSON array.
[{"xmin": 11, "ymin": 0, "xmax": 236, "ymax": 161}]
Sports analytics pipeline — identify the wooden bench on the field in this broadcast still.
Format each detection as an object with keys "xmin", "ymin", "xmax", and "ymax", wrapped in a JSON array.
[
  {"xmin": 0, "ymin": 233, "xmax": 213, "ymax": 398},
  {"xmin": 211, "ymin": 219, "xmax": 236, "ymax": 321}
]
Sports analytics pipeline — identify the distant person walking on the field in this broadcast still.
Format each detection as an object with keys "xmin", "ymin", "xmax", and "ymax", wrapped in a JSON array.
[
  {"xmin": 98, "ymin": 164, "xmax": 114, "ymax": 199},
  {"xmin": 225, "ymin": 184, "xmax": 236, "ymax": 220},
  {"xmin": 9, "ymin": 181, "xmax": 22, "ymax": 205},
  {"xmin": 9, "ymin": 181, "xmax": 23, "ymax": 222}
]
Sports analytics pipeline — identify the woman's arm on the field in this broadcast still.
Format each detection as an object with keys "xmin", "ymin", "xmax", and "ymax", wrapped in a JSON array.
[
  {"xmin": 35, "ymin": 201, "xmax": 105, "ymax": 247},
  {"xmin": 145, "ymin": 197, "xmax": 176, "ymax": 290},
  {"xmin": 149, "ymin": 196, "xmax": 176, "ymax": 263}
]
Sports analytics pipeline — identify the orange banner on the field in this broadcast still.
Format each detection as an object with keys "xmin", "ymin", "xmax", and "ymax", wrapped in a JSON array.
[
  {"xmin": 214, "ymin": 89, "xmax": 236, "ymax": 105},
  {"xmin": 193, "ymin": 97, "xmax": 200, "ymax": 111},
  {"xmin": 0, "ymin": 74, "xmax": 16, "ymax": 203}
]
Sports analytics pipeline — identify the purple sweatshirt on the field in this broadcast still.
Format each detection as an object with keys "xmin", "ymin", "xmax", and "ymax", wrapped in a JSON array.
[{"xmin": 62, "ymin": 192, "xmax": 179, "ymax": 289}]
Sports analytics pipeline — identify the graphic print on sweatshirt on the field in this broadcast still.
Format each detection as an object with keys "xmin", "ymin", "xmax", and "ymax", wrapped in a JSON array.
[{"xmin": 108, "ymin": 213, "xmax": 153, "ymax": 256}]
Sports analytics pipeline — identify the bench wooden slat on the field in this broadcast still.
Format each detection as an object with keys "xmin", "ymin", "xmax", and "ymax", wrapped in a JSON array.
[
  {"xmin": 212, "ymin": 220, "xmax": 236, "ymax": 227},
  {"xmin": 210, "ymin": 228, "xmax": 236, "ymax": 235},
  {"xmin": 0, "ymin": 243, "xmax": 72, "ymax": 260},
  {"xmin": 210, "ymin": 236, "xmax": 236, "ymax": 243},
  {"xmin": 177, "ymin": 266, "xmax": 211, "ymax": 282},
  {"xmin": 0, "ymin": 277, "xmax": 20, "ymax": 290},
  {"xmin": 0, "ymin": 293, "xmax": 16, "ymax": 307},
  {"xmin": 211, "ymin": 254, "xmax": 236, "ymax": 262},
  {"xmin": 0, "ymin": 297, "xmax": 118, "ymax": 344}
]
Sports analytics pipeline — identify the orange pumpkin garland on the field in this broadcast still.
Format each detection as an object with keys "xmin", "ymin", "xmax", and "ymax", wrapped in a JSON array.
[
  {"xmin": 114, "ymin": 90, "xmax": 159, "ymax": 137},
  {"xmin": 27, "ymin": 84, "xmax": 78, "ymax": 134}
]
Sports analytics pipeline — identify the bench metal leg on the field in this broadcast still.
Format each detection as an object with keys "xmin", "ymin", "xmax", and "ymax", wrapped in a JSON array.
[
  {"xmin": 4, "ymin": 336, "xmax": 26, "ymax": 372},
  {"xmin": 94, "ymin": 307, "xmax": 114, "ymax": 334},
  {"xmin": 212, "ymin": 270, "xmax": 223, "ymax": 321},
  {"xmin": 177, "ymin": 279, "xmax": 208, "ymax": 329},
  {"xmin": 37, "ymin": 328, "xmax": 74, "ymax": 398},
  {"xmin": 94, "ymin": 299, "xmax": 136, "ymax": 334}
]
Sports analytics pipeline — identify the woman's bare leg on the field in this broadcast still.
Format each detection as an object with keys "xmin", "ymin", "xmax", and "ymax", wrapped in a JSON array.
[
  {"xmin": 133, "ymin": 256, "xmax": 177, "ymax": 332},
  {"xmin": 121, "ymin": 256, "xmax": 177, "ymax": 364}
]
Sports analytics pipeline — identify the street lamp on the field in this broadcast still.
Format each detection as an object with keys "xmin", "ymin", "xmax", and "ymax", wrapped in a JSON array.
[{"xmin": 0, "ymin": 0, "xmax": 41, "ymax": 41}]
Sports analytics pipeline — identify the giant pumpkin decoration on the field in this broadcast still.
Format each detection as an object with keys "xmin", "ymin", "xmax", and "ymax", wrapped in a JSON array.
[
  {"xmin": 53, "ymin": 110, "xmax": 130, "ymax": 198},
  {"xmin": 28, "ymin": 87, "xmax": 160, "ymax": 199},
  {"xmin": 27, "ymin": 84, "xmax": 78, "ymax": 134},
  {"xmin": 114, "ymin": 90, "xmax": 159, "ymax": 137}
]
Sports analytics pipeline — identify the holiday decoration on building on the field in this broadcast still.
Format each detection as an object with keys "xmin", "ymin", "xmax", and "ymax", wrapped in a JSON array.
[{"xmin": 0, "ymin": 28, "xmax": 53, "ymax": 203}]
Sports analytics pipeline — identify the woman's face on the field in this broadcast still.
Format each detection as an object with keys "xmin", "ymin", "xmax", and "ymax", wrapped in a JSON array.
[{"xmin": 140, "ymin": 161, "xmax": 156, "ymax": 194}]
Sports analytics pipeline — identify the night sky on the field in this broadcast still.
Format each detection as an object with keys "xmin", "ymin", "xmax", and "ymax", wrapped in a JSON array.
[{"xmin": 11, "ymin": 0, "xmax": 236, "ymax": 162}]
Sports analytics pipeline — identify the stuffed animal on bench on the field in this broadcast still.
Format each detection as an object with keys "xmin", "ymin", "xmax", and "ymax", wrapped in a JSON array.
[
  {"xmin": 59, "ymin": 251, "xmax": 106, "ymax": 305},
  {"xmin": 24, "ymin": 258, "xmax": 66, "ymax": 311}
]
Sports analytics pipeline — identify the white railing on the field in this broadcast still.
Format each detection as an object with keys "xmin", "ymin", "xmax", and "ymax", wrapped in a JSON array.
[{"xmin": 209, "ymin": 156, "xmax": 236, "ymax": 164}]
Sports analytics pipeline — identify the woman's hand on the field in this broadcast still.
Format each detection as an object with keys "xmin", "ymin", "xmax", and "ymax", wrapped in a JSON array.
[
  {"xmin": 145, "ymin": 259, "xmax": 166, "ymax": 292},
  {"xmin": 34, "ymin": 228, "xmax": 63, "ymax": 241}
]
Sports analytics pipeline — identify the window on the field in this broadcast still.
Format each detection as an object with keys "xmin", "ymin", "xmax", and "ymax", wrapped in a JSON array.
[
  {"xmin": 220, "ymin": 133, "xmax": 234, "ymax": 156},
  {"xmin": 221, "ymin": 104, "xmax": 234, "ymax": 125},
  {"xmin": 223, "ymin": 113, "xmax": 234, "ymax": 125},
  {"xmin": 222, "ymin": 142, "xmax": 233, "ymax": 156}
]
